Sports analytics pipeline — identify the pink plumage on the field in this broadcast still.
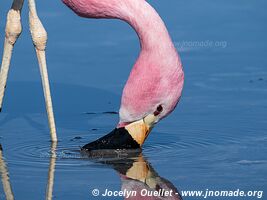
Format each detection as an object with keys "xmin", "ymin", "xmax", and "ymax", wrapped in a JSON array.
[{"xmin": 62, "ymin": 0, "xmax": 184, "ymax": 126}]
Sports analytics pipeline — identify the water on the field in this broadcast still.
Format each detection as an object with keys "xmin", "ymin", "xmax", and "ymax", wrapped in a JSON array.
[{"xmin": 0, "ymin": 0, "xmax": 267, "ymax": 199}]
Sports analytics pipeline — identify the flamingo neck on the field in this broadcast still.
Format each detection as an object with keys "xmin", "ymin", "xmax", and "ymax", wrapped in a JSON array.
[
  {"xmin": 121, "ymin": 1, "xmax": 176, "ymax": 53},
  {"xmin": 63, "ymin": 0, "xmax": 177, "ymax": 54}
]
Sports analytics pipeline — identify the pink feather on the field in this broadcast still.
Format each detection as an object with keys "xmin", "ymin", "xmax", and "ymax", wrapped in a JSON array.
[{"xmin": 62, "ymin": 0, "xmax": 184, "ymax": 126}]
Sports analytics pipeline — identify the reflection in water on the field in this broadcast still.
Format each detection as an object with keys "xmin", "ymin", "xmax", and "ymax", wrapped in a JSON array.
[
  {"xmin": 0, "ymin": 144, "xmax": 14, "ymax": 200},
  {"xmin": 46, "ymin": 142, "xmax": 57, "ymax": 200},
  {"xmin": 1, "ymin": 144, "xmax": 181, "ymax": 200},
  {"xmin": 84, "ymin": 151, "xmax": 182, "ymax": 200},
  {"xmin": 0, "ymin": 143, "xmax": 57, "ymax": 200}
]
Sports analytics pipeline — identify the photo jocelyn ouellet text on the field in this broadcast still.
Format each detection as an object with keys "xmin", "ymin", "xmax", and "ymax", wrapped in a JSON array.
[{"xmin": 91, "ymin": 188, "xmax": 264, "ymax": 199}]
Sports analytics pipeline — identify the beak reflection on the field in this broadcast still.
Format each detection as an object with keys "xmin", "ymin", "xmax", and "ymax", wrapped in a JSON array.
[
  {"xmin": 85, "ymin": 151, "xmax": 182, "ymax": 200},
  {"xmin": 1, "ymin": 144, "xmax": 182, "ymax": 200}
]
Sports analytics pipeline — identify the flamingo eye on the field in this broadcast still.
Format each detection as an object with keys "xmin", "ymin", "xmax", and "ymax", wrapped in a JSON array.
[
  {"xmin": 154, "ymin": 105, "xmax": 163, "ymax": 116},
  {"xmin": 157, "ymin": 105, "xmax": 163, "ymax": 112}
]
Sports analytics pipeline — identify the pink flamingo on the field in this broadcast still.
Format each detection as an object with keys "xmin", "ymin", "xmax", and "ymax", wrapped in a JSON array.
[
  {"xmin": 62, "ymin": 0, "xmax": 185, "ymax": 150},
  {"xmin": 0, "ymin": 0, "xmax": 184, "ymax": 148}
]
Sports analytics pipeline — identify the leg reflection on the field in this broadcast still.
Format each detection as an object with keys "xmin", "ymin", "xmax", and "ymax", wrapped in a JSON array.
[
  {"xmin": 0, "ymin": 144, "xmax": 14, "ymax": 200},
  {"xmin": 46, "ymin": 142, "xmax": 57, "ymax": 200}
]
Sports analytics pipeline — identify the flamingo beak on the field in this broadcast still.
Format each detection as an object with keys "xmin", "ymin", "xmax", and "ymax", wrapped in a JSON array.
[
  {"xmin": 124, "ymin": 114, "xmax": 157, "ymax": 146},
  {"xmin": 81, "ymin": 114, "xmax": 157, "ymax": 151}
]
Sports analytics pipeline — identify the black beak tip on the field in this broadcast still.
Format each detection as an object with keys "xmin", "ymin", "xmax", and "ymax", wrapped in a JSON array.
[{"xmin": 81, "ymin": 127, "xmax": 140, "ymax": 152}]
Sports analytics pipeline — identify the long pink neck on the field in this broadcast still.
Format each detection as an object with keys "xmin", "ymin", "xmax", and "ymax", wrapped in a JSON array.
[
  {"xmin": 63, "ymin": 0, "xmax": 178, "ymax": 56},
  {"xmin": 121, "ymin": 1, "xmax": 176, "ymax": 53}
]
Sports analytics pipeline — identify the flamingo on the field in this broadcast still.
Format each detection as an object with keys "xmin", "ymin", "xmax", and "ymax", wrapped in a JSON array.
[
  {"xmin": 63, "ymin": 0, "xmax": 185, "ymax": 150},
  {"xmin": 0, "ymin": 0, "xmax": 184, "ymax": 150}
]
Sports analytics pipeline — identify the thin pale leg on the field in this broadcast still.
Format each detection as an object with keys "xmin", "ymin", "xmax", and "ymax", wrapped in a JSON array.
[
  {"xmin": 0, "ymin": 0, "xmax": 24, "ymax": 111},
  {"xmin": 0, "ymin": 145, "xmax": 15, "ymax": 200},
  {"xmin": 28, "ymin": 0, "xmax": 57, "ymax": 141}
]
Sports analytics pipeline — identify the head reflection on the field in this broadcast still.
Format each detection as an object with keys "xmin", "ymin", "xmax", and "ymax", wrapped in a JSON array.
[{"xmin": 84, "ymin": 150, "xmax": 182, "ymax": 200}]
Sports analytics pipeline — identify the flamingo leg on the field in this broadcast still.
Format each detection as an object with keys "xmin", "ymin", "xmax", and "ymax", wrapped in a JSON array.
[
  {"xmin": 0, "ymin": 0, "xmax": 24, "ymax": 112},
  {"xmin": 28, "ymin": 0, "xmax": 57, "ymax": 141}
]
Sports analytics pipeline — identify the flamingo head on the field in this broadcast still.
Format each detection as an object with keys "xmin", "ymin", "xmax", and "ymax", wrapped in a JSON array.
[
  {"xmin": 81, "ymin": 96, "xmax": 181, "ymax": 152},
  {"xmin": 119, "ymin": 105, "xmax": 165, "ymax": 147}
]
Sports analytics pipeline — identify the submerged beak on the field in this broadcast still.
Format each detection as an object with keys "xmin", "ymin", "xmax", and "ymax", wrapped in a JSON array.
[{"xmin": 82, "ymin": 114, "xmax": 157, "ymax": 151}]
